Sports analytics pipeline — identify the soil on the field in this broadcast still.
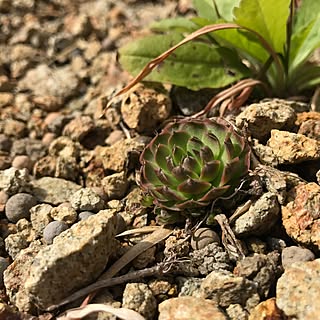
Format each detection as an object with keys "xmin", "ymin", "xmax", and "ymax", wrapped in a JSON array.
[{"xmin": 0, "ymin": 1, "xmax": 320, "ymax": 320}]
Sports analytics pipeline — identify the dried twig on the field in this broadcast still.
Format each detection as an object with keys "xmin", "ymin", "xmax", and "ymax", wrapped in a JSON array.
[
  {"xmin": 214, "ymin": 214, "xmax": 246, "ymax": 260},
  {"xmin": 48, "ymin": 264, "xmax": 166, "ymax": 311}
]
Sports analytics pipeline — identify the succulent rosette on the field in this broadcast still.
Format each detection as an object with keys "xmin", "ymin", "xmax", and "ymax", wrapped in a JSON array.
[{"xmin": 139, "ymin": 118, "xmax": 250, "ymax": 212}]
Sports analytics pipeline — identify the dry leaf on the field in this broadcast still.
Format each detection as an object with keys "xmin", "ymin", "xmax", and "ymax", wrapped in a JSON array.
[{"xmin": 57, "ymin": 304, "xmax": 145, "ymax": 320}]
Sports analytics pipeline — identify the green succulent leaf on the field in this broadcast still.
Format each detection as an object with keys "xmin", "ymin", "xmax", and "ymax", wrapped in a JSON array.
[
  {"xmin": 119, "ymin": 33, "xmax": 249, "ymax": 90},
  {"xmin": 139, "ymin": 118, "xmax": 250, "ymax": 213}
]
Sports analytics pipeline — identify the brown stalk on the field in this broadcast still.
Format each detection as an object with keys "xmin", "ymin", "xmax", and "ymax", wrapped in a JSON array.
[
  {"xmin": 191, "ymin": 78, "xmax": 265, "ymax": 118},
  {"xmin": 104, "ymin": 22, "xmax": 282, "ymax": 114}
]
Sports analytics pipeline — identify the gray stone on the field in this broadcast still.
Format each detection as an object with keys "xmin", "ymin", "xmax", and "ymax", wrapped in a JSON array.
[
  {"xmin": 78, "ymin": 211, "xmax": 95, "ymax": 220},
  {"xmin": 276, "ymin": 259, "xmax": 320, "ymax": 319},
  {"xmin": 24, "ymin": 209, "xmax": 117, "ymax": 310},
  {"xmin": 31, "ymin": 177, "xmax": 82, "ymax": 205},
  {"xmin": 0, "ymin": 167, "xmax": 30, "ymax": 195},
  {"xmin": 191, "ymin": 228, "xmax": 220, "ymax": 250},
  {"xmin": 70, "ymin": 187, "xmax": 105, "ymax": 212},
  {"xmin": 5, "ymin": 193, "xmax": 37, "ymax": 223},
  {"xmin": 19, "ymin": 64, "xmax": 79, "ymax": 100},
  {"xmin": 281, "ymin": 246, "xmax": 315, "ymax": 269},
  {"xmin": 199, "ymin": 269, "xmax": 260, "ymax": 310},
  {"xmin": 234, "ymin": 253, "xmax": 280, "ymax": 299},
  {"xmin": 236, "ymin": 99, "xmax": 296, "ymax": 141},
  {"xmin": 190, "ymin": 243, "xmax": 231, "ymax": 275},
  {"xmin": 30, "ymin": 204, "xmax": 53, "ymax": 236},
  {"xmin": 225, "ymin": 304, "xmax": 248, "ymax": 320},
  {"xmin": 177, "ymin": 277, "xmax": 203, "ymax": 297},
  {"xmin": 122, "ymin": 283, "xmax": 157, "ymax": 320},
  {"xmin": 43, "ymin": 221, "xmax": 69, "ymax": 244},
  {"xmin": 0, "ymin": 134, "xmax": 12, "ymax": 152},
  {"xmin": 0, "ymin": 257, "xmax": 9, "ymax": 284},
  {"xmin": 233, "ymin": 193, "xmax": 280, "ymax": 236}
]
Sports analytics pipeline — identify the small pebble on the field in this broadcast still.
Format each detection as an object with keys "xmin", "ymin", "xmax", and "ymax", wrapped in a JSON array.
[
  {"xmin": 5, "ymin": 193, "xmax": 37, "ymax": 223},
  {"xmin": 0, "ymin": 257, "xmax": 9, "ymax": 284},
  {"xmin": 78, "ymin": 211, "xmax": 95, "ymax": 220},
  {"xmin": 12, "ymin": 155, "xmax": 32, "ymax": 170},
  {"xmin": 70, "ymin": 188, "xmax": 105, "ymax": 212},
  {"xmin": 43, "ymin": 220, "xmax": 68, "ymax": 244},
  {"xmin": 41, "ymin": 132, "xmax": 56, "ymax": 146},
  {"xmin": 281, "ymin": 246, "xmax": 315, "ymax": 269},
  {"xmin": 191, "ymin": 228, "xmax": 220, "ymax": 250},
  {"xmin": 0, "ymin": 191, "xmax": 9, "ymax": 212},
  {"xmin": 0, "ymin": 134, "xmax": 12, "ymax": 152},
  {"xmin": 50, "ymin": 202, "xmax": 77, "ymax": 224}
]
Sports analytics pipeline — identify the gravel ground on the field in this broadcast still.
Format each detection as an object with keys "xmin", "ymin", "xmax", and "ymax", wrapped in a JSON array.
[{"xmin": 1, "ymin": 1, "xmax": 320, "ymax": 320}]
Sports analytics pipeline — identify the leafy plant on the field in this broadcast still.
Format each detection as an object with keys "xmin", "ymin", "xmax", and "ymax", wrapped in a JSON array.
[
  {"xmin": 139, "ymin": 118, "xmax": 250, "ymax": 214},
  {"xmin": 118, "ymin": 0, "xmax": 320, "ymax": 115}
]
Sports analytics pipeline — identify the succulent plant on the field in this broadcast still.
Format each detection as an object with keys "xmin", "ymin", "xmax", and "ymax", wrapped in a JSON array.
[{"xmin": 139, "ymin": 118, "xmax": 250, "ymax": 212}]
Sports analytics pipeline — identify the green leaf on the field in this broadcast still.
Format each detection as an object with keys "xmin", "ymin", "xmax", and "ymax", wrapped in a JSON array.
[
  {"xmin": 289, "ymin": 0, "xmax": 320, "ymax": 70},
  {"xmin": 292, "ymin": 0, "xmax": 320, "ymax": 33},
  {"xmin": 119, "ymin": 33, "xmax": 249, "ymax": 90},
  {"xmin": 214, "ymin": 28, "xmax": 269, "ymax": 63},
  {"xmin": 150, "ymin": 18, "xmax": 197, "ymax": 33},
  {"xmin": 192, "ymin": 0, "xmax": 216, "ymax": 21},
  {"xmin": 193, "ymin": 0, "xmax": 240, "ymax": 22},
  {"xmin": 233, "ymin": 0, "xmax": 291, "ymax": 54},
  {"xmin": 289, "ymin": 64, "xmax": 320, "ymax": 91},
  {"xmin": 191, "ymin": 16, "xmax": 269, "ymax": 63}
]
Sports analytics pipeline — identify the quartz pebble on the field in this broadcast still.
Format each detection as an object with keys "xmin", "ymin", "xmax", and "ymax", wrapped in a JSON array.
[
  {"xmin": 43, "ymin": 221, "xmax": 68, "ymax": 244},
  {"xmin": 5, "ymin": 193, "xmax": 37, "ymax": 223}
]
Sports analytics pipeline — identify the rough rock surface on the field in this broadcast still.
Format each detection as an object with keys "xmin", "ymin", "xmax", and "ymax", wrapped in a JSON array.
[
  {"xmin": 281, "ymin": 246, "xmax": 315, "ymax": 269},
  {"xmin": 30, "ymin": 176, "xmax": 82, "ymax": 205},
  {"xmin": 121, "ymin": 83, "xmax": 172, "ymax": 134},
  {"xmin": 199, "ymin": 269, "xmax": 260, "ymax": 310},
  {"xmin": 70, "ymin": 187, "xmax": 105, "ymax": 212},
  {"xmin": 122, "ymin": 283, "xmax": 157, "ymax": 320},
  {"xmin": 233, "ymin": 253, "xmax": 280, "ymax": 299},
  {"xmin": 0, "ymin": 167, "xmax": 30, "ymax": 195},
  {"xmin": 233, "ymin": 193, "xmax": 280, "ymax": 236},
  {"xmin": 158, "ymin": 296, "xmax": 227, "ymax": 320},
  {"xmin": 267, "ymin": 130, "xmax": 320, "ymax": 164},
  {"xmin": 282, "ymin": 183, "xmax": 320, "ymax": 250},
  {"xmin": 3, "ymin": 241, "xmax": 43, "ymax": 313},
  {"xmin": 236, "ymin": 100, "xmax": 296, "ymax": 141},
  {"xmin": 276, "ymin": 259, "xmax": 320, "ymax": 319},
  {"xmin": 249, "ymin": 298, "xmax": 284, "ymax": 320},
  {"xmin": 23, "ymin": 209, "xmax": 117, "ymax": 310},
  {"xmin": 19, "ymin": 64, "xmax": 79, "ymax": 100}
]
